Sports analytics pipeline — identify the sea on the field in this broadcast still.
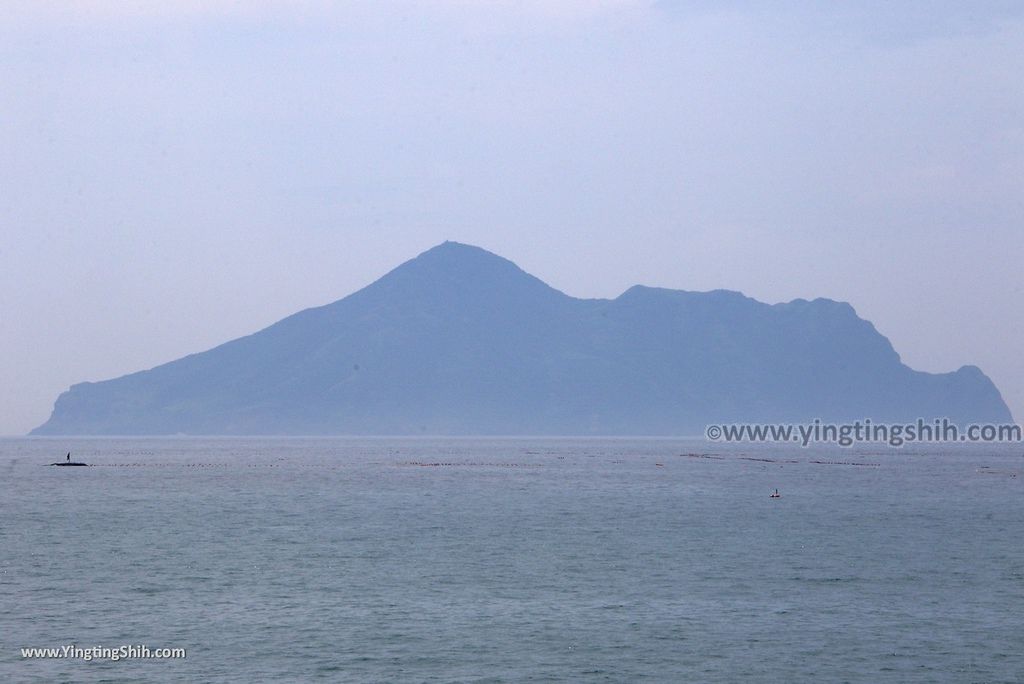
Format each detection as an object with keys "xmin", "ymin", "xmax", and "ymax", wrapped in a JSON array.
[{"xmin": 2, "ymin": 437, "xmax": 1022, "ymax": 683}]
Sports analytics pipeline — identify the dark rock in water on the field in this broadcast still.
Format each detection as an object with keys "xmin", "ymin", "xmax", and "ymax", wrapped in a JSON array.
[{"xmin": 30, "ymin": 242, "xmax": 1014, "ymax": 435}]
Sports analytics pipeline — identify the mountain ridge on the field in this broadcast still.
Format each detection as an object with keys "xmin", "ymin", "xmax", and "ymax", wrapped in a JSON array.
[{"xmin": 32, "ymin": 241, "xmax": 1013, "ymax": 435}]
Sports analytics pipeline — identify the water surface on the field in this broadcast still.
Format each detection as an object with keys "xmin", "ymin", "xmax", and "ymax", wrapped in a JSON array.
[{"xmin": 2, "ymin": 438, "xmax": 1022, "ymax": 682}]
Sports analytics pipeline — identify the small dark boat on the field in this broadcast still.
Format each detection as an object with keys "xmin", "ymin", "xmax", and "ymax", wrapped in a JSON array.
[
  {"xmin": 51, "ymin": 452, "xmax": 88, "ymax": 466},
  {"xmin": 769, "ymin": 489, "xmax": 781, "ymax": 498}
]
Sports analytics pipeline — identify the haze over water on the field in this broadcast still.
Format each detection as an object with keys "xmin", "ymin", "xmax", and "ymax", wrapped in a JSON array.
[{"xmin": 3, "ymin": 437, "xmax": 1022, "ymax": 682}]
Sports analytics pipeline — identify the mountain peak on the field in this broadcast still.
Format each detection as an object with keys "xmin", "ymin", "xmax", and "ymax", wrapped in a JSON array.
[
  {"xmin": 372, "ymin": 241, "xmax": 566, "ymax": 302},
  {"xmin": 423, "ymin": 239, "xmax": 490, "ymax": 254},
  {"xmin": 412, "ymin": 241, "xmax": 518, "ymax": 270}
]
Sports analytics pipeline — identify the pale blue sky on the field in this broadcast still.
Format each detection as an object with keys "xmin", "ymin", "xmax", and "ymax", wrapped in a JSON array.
[{"xmin": 2, "ymin": 1, "xmax": 1022, "ymax": 434}]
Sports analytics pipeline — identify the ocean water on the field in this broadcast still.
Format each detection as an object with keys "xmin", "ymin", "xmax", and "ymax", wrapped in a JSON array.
[{"xmin": 2, "ymin": 437, "xmax": 1022, "ymax": 683}]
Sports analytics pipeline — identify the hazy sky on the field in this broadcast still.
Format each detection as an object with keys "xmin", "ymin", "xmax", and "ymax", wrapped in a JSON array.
[{"xmin": 2, "ymin": 1, "xmax": 1022, "ymax": 435}]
